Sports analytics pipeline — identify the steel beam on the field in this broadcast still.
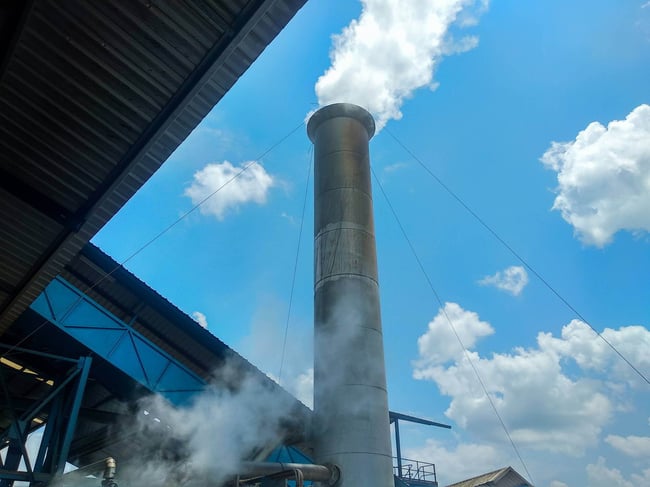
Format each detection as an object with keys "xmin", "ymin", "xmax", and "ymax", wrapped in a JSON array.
[
  {"xmin": 0, "ymin": 352, "xmax": 92, "ymax": 487},
  {"xmin": 389, "ymin": 411, "xmax": 451, "ymax": 430},
  {"xmin": 390, "ymin": 411, "xmax": 450, "ymax": 483},
  {"xmin": 395, "ymin": 418, "xmax": 403, "ymax": 478},
  {"xmin": 30, "ymin": 277, "xmax": 205, "ymax": 405},
  {"xmin": 0, "ymin": 471, "xmax": 49, "ymax": 483},
  {"xmin": 56, "ymin": 356, "xmax": 91, "ymax": 474}
]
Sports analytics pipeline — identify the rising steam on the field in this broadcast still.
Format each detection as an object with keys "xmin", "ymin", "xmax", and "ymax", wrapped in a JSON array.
[
  {"xmin": 315, "ymin": 0, "xmax": 489, "ymax": 131},
  {"xmin": 108, "ymin": 362, "xmax": 305, "ymax": 486}
]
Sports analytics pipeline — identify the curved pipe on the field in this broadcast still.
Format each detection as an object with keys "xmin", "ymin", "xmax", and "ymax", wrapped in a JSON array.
[
  {"xmin": 237, "ymin": 461, "xmax": 338, "ymax": 484},
  {"xmin": 243, "ymin": 468, "xmax": 305, "ymax": 487}
]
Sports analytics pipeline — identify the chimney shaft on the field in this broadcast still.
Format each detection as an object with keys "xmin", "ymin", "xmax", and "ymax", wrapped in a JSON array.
[{"xmin": 308, "ymin": 103, "xmax": 393, "ymax": 487}]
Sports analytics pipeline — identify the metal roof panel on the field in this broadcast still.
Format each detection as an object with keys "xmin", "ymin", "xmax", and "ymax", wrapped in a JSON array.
[{"xmin": 0, "ymin": 0, "xmax": 307, "ymax": 332}]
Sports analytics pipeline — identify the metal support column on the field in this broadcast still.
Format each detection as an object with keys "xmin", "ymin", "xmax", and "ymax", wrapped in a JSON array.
[
  {"xmin": 56, "ymin": 356, "xmax": 91, "ymax": 474},
  {"xmin": 0, "ymin": 366, "xmax": 34, "ymax": 487},
  {"xmin": 0, "ymin": 347, "xmax": 92, "ymax": 487},
  {"xmin": 394, "ymin": 417, "xmax": 403, "ymax": 478},
  {"xmin": 389, "ymin": 411, "xmax": 451, "ymax": 484}
]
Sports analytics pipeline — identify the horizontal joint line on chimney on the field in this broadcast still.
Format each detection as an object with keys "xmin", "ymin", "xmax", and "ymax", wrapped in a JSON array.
[
  {"xmin": 315, "ymin": 273, "xmax": 379, "ymax": 289},
  {"xmin": 316, "ymin": 186, "xmax": 372, "ymax": 200},
  {"xmin": 316, "ymin": 227, "xmax": 375, "ymax": 239}
]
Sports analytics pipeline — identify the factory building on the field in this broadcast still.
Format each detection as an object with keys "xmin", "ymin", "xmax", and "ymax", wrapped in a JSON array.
[
  {"xmin": 0, "ymin": 2, "xmax": 528, "ymax": 486},
  {"xmin": 0, "ymin": 1, "xmax": 312, "ymax": 484},
  {"xmin": 446, "ymin": 466, "xmax": 533, "ymax": 487}
]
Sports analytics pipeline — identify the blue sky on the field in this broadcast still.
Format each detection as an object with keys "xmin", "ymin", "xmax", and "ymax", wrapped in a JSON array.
[{"xmin": 93, "ymin": 1, "xmax": 650, "ymax": 485}]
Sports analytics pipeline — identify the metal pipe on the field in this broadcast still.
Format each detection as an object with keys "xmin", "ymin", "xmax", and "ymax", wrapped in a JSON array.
[
  {"xmin": 241, "ymin": 467, "xmax": 305, "ymax": 487},
  {"xmin": 237, "ymin": 461, "xmax": 337, "ymax": 483},
  {"xmin": 101, "ymin": 457, "xmax": 117, "ymax": 487},
  {"xmin": 57, "ymin": 356, "xmax": 92, "ymax": 475},
  {"xmin": 307, "ymin": 103, "xmax": 393, "ymax": 486},
  {"xmin": 395, "ymin": 418, "xmax": 403, "ymax": 478},
  {"xmin": 62, "ymin": 457, "xmax": 117, "ymax": 487}
]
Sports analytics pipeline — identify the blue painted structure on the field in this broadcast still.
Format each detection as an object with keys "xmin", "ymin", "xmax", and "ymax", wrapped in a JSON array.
[
  {"xmin": 25, "ymin": 275, "xmax": 445, "ymax": 487},
  {"xmin": 390, "ymin": 411, "xmax": 449, "ymax": 486},
  {"xmin": 28, "ymin": 276, "xmax": 315, "ymax": 472},
  {"xmin": 0, "ymin": 347, "xmax": 91, "ymax": 486},
  {"xmin": 30, "ymin": 277, "xmax": 205, "ymax": 407}
]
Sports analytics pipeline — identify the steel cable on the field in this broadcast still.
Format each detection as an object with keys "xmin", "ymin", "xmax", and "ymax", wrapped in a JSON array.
[
  {"xmin": 2, "ymin": 120, "xmax": 306, "ymax": 359},
  {"xmin": 278, "ymin": 144, "xmax": 312, "ymax": 386},
  {"xmin": 370, "ymin": 165, "xmax": 535, "ymax": 484},
  {"xmin": 385, "ymin": 127, "xmax": 649, "ymax": 386}
]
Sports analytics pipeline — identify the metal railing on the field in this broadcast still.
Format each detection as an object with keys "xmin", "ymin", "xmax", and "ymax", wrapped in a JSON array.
[{"xmin": 393, "ymin": 457, "xmax": 437, "ymax": 484}]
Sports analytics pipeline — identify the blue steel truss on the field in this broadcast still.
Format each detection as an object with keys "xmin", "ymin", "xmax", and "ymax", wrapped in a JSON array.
[
  {"xmin": 0, "ymin": 351, "xmax": 91, "ymax": 487},
  {"xmin": 28, "ymin": 276, "xmax": 304, "ymax": 483},
  {"xmin": 30, "ymin": 277, "xmax": 205, "ymax": 406}
]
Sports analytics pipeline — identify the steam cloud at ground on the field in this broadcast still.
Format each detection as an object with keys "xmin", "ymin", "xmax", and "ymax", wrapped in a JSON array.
[{"xmin": 109, "ymin": 363, "xmax": 302, "ymax": 486}]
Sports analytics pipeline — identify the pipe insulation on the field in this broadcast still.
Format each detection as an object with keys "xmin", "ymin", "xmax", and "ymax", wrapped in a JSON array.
[
  {"xmin": 307, "ymin": 103, "xmax": 393, "ymax": 487},
  {"xmin": 237, "ymin": 461, "xmax": 336, "ymax": 483}
]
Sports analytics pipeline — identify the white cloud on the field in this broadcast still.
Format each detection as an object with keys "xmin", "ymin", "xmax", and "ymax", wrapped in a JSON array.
[
  {"xmin": 280, "ymin": 211, "xmax": 297, "ymax": 225},
  {"xmin": 184, "ymin": 161, "xmax": 274, "ymax": 220},
  {"xmin": 414, "ymin": 307, "xmax": 650, "ymax": 456},
  {"xmin": 540, "ymin": 104, "xmax": 650, "ymax": 247},
  {"xmin": 587, "ymin": 458, "xmax": 632, "ymax": 487},
  {"xmin": 315, "ymin": 0, "xmax": 489, "ymax": 131},
  {"xmin": 539, "ymin": 320, "xmax": 650, "ymax": 387},
  {"xmin": 383, "ymin": 162, "xmax": 409, "ymax": 174},
  {"xmin": 586, "ymin": 457, "xmax": 650, "ymax": 487},
  {"xmin": 549, "ymin": 482, "xmax": 569, "ymax": 487},
  {"xmin": 191, "ymin": 311, "xmax": 209, "ymax": 329},
  {"xmin": 415, "ymin": 302, "xmax": 494, "ymax": 366},
  {"xmin": 418, "ymin": 349, "xmax": 611, "ymax": 455},
  {"xmin": 478, "ymin": 265, "xmax": 529, "ymax": 296},
  {"xmin": 404, "ymin": 439, "xmax": 507, "ymax": 486},
  {"xmin": 605, "ymin": 434, "xmax": 650, "ymax": 458}
]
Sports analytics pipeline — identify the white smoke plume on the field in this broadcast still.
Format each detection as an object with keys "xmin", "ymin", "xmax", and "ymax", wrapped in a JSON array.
[
  {"xmin": 311, "ymin": 279, "xmax": 394, "ymax": 473},
  {"xmin": 315, "ymin": 0, "xmax": 489, "ymax": 131},
  {"xmin": 109, "ymin": 363, "xmax": 305, "ymax": 486}
]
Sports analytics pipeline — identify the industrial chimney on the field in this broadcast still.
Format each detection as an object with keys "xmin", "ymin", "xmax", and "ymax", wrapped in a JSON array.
[{"xmin": 307, "ymin": 104, "xmax": 393, "ymax": 487}]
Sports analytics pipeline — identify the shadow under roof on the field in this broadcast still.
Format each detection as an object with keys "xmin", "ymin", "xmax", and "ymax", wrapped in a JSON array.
[{"xmin": 0, "ymin": 0, "xmax": 306, "ymax": 336}]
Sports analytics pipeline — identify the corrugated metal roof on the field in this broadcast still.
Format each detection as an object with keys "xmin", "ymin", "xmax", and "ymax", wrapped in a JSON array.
[
  {"xmin": 446, "ymin": 466, "xmax": 532, "ymax": 487},
  {"xmin": 65, "ymin": 243, "xmax": 250, "ymax": 380},
  {"xmin": 2, "ymin": 242, "xmax": 310, "ymax": 467},
  {"xmin": 0, "ymin": 0, "xmax": 307, "ymax": 335}
]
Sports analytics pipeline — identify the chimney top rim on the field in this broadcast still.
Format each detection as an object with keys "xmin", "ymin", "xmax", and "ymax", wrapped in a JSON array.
[{"xmin": 307, "ymin": 103, "xmax": 375, "ymax": 142}]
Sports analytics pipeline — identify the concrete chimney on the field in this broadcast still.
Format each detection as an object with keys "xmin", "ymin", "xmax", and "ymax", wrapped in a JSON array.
[{"xmin": 307, "ymin": 103, "xmax": 393, "ymax": 487}]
